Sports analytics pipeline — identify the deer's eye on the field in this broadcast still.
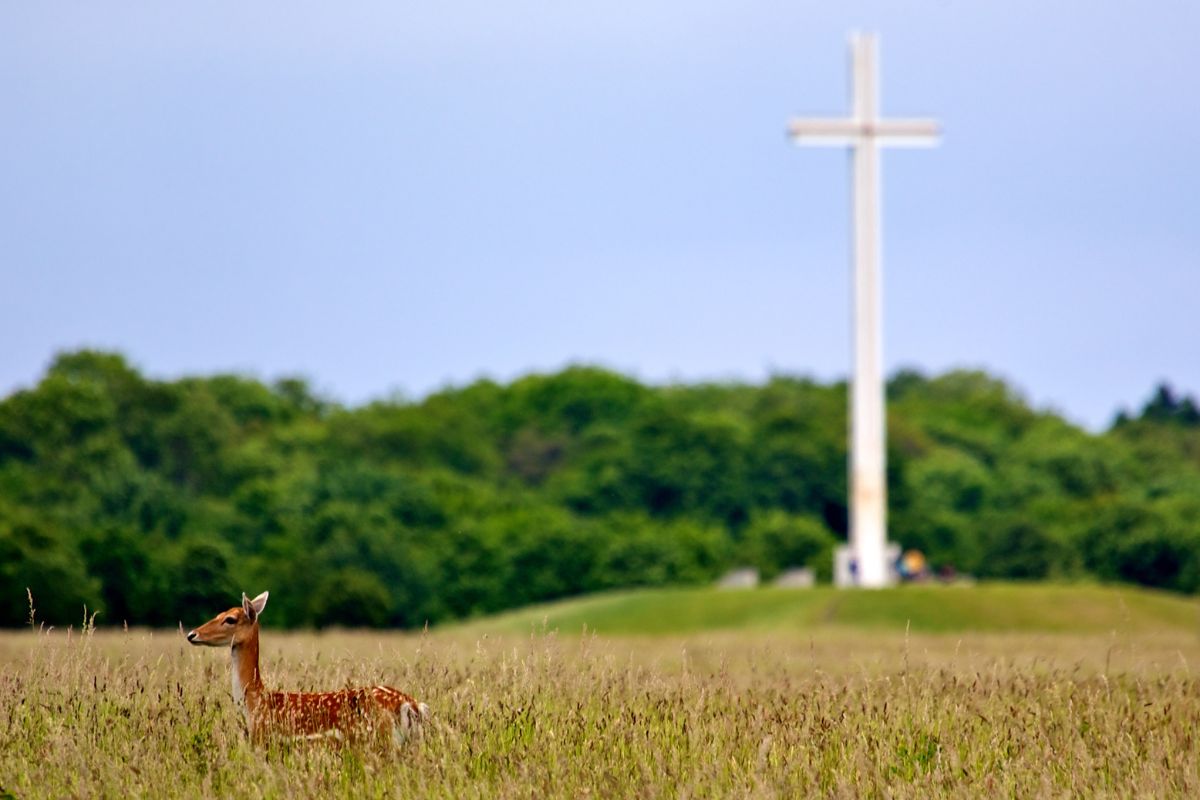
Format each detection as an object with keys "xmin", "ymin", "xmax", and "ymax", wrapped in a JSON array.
[{"xmin": 223, "ymin": 616, "xmax": 237, "ymax": 625}]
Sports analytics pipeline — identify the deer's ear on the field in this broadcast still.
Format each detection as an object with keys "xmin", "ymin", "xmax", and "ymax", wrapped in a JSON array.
[
  {"xmin": 242, "ymin": 592, "xmax": 257, "ymax": 622},
  {"xmin": 250, "ymin": 591, "xmax": 269, "ymax": 618}
]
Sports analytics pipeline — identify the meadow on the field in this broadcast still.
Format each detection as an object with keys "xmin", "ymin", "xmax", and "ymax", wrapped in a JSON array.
[{"xmin": 2, "ymin": 584, "xmax": 1199, "ymax": 798}]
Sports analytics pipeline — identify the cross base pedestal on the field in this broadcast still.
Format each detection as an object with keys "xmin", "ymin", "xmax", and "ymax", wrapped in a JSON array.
[{"xmin": 834, "ymin": 542, "xmax": 901, "ymax": 588}]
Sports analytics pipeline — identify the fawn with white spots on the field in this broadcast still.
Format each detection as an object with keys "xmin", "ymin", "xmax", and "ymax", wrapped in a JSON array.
[{"xmin": 186, "ymin": 591, "xmax": 428, "ymax": 745}]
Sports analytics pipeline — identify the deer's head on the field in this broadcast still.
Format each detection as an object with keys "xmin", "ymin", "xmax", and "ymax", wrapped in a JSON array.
[{"xmin": 186, "ymin": 591, "xmax": 269, "ymax": 648}]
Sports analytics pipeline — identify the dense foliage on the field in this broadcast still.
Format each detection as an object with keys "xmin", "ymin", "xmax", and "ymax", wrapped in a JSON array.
[{"xmin": 2, "ymin": 350, "xmax": 1198, "ymax": 627}]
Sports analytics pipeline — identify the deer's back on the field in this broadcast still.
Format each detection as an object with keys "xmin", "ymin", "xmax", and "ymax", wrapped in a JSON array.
[{"xmin": 260, "ymin": 686, "xmax": 422, "ymax": 738}]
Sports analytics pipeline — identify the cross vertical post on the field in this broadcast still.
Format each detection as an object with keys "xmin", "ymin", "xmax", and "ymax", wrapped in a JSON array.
[{"xmin": 787, "ymin": 33, "xmax": 939, "ymax": 588}]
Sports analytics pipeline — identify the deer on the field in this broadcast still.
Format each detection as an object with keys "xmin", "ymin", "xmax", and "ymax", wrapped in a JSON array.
[{"xmin": 186, "ymin": 591, "xmax": 428, "ymax": 746}]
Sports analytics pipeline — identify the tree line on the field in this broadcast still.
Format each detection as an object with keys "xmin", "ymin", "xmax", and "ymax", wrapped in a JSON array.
[{"xmin": 2, "ymin": 350, "xmax": 1198, "ymax": 628}]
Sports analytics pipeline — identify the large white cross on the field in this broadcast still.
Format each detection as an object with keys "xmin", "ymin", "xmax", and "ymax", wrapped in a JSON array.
[{"xmin": 787, "ymin": 33, "xmax": 939, "ymax": 588}]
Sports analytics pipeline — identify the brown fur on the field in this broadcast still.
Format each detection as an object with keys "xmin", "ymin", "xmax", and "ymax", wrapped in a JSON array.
[{"xmin": 186, "ymin": 592, "xmax": 427, "ymax": 745}]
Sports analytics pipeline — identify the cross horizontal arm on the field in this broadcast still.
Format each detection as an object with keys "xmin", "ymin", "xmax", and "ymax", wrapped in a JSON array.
[{"xmin": 787, "ymin": 117, "xmax": 940, "ymax": 147}]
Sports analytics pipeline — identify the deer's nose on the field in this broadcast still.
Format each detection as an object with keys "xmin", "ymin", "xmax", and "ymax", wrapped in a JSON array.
[{"xmin": 186, "ymin": 631, "xmax": 198, "ymax": 642}]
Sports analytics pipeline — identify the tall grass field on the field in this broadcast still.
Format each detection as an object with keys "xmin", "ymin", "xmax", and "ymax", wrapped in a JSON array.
[{"xmin": 2, "ymin": 584, "xmax": 1199, "ymax": 798}]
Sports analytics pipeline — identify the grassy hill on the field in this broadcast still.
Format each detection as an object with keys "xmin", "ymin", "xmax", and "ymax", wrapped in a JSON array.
[{"xmin": 455, "ymin": 582, "xmax": 1200, "ymax": 636}]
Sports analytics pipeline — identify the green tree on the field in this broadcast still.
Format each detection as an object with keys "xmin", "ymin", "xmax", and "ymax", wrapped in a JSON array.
[
  {"xmin": 736, "ymin": 511, "xmax": 837, "ymax": 581},
  {"xmin": 310, "ymin": 569, "xmax": 393, "ymax": 628},
  {"xmin": 0, "ymin": 509, "xmax": 101, "ymax": 626},
  {"xmin": 976, "ymin": 517, "xmax": 1069, "ymax": 580},
  {"xmin": 594, "ymin": 515, "xmax": 732, "ymax": 588},
  {"xmin": 6, "ymin": 349, "xmax": 1200, "ymax": 631}
]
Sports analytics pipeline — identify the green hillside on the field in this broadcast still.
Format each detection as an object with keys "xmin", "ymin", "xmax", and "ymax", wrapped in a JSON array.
[
  {"xmin": 458, "ymin": 582, "xmax": 1200, "ymax": 635},
  {"xmin": 5, "ymin": 350, "xmax": 1200, "ymax": 628}
]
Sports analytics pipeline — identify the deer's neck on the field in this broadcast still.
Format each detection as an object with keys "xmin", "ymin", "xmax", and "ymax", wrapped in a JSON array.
[{"xmin": 230, "ymin": 626, "xmax": 265, "ymax": 714}]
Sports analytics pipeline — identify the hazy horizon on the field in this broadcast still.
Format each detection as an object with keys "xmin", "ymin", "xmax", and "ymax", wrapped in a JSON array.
[{"xmin": 3, "ymin": 1, "xmax": 1197, "ymax": 431}]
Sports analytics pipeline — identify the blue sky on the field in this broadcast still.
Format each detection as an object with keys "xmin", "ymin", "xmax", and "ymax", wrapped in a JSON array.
[{"xmin": 2, "ymin": 2, "xmax": 1197, "ymax": 429}]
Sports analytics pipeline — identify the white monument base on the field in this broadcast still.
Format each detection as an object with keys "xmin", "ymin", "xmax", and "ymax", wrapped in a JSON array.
[{"xmin": 834, "ymin": 543, "xmax": 901, "ymax": 588}]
